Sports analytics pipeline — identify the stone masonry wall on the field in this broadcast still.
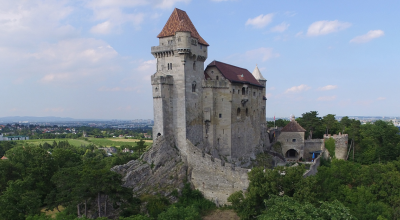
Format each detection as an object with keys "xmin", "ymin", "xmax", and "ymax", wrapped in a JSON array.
[
  {"xmin": 324, "ymin": 134, "xmax": 348, "ymax": 160},
  {"xmin": 304, "ymin": 139, "xmax": 324, "ymax": 161},
  {"xmin": 186, "ymin": 140, "xmax": 249, "ymax": 205}
]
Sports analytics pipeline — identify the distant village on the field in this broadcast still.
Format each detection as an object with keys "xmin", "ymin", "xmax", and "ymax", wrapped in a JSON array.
[{"xmin": 0, "ymin": 119, "xmax": 154, "ymax": 141}]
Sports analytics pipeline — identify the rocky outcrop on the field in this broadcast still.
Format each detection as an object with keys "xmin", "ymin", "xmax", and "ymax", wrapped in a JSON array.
[{"xmin": 111, "ymin": 136, "xmax": 187, "ymax": 199}]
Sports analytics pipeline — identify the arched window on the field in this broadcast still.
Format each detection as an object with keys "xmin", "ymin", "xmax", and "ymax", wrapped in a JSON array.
[
  {"xmin": 170, "ymin": 63, "xmax": 172, "ymax": 70},
  {"xmin": 237, "ymin": 108, "xmax": 241, "ymax": 116},
  {"xmin": 192, "ymin": 81, "xmax": 196, "ymax": 92},
  {"xmin": 242, "ymin": 87, "xmax": 246, "ymax": 95}
]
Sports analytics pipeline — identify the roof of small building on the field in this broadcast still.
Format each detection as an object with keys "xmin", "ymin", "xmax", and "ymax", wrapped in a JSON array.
[
  {"xmin": 205, "ymin": 61, "xmax": 263, "ymax": 87},
  {"xmin": 281, "ymin": 121, "xmax": 306, "ymax": 132},
  {"xmin": 1, "ymin": 156, "xmax": 8, "ymax": 160},
  {"xmin": 252, "ymin": 65, "xmax": 266, "ymax": 81},
  {"xmin": 157, "ymin": 8, "xmax": 209, "ymax": 46}
]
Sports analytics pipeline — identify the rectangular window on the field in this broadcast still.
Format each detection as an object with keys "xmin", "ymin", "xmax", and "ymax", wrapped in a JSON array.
[
  {"xmin": 219, "ymin": 114, "xmax": 222, "ymax": 118},
  {"xmin": 292, "ymin": 139, "xmax": 296, "ymax": 142}
]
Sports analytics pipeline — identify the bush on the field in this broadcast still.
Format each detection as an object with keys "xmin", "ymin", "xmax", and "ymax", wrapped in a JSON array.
[{"xmin": 158, "ymin": 205, "xmax": 201, "ymax": 220}]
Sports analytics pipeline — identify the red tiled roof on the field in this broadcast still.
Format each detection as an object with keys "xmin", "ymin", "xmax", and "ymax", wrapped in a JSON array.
[
  {"xmin": 281, "ymin": 121, "xmax": 306, "ymax": 132},
  {"xmin": 1, "ymin": 156, "xmax": 8, "ymax": 160},
  {"xmin": 205, "ymin": 61, "xmax": 263, "ymax": 87},
  {"xmin": 157, "ymin": 8, "xmax": 209, "ymax": 46}
]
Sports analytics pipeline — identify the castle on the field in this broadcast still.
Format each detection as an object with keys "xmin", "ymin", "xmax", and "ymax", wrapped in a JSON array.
[
  {"xmin": 151, "ymin": 8, "xmax": 269, "ymax": 168},
  {"xmin": 147, "ymin": 8, "xmax": 347, "ymax": 204}
]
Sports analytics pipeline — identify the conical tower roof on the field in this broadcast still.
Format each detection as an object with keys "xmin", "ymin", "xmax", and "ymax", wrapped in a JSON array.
[
  {"xmin": 157, "ymin": 8, "xmax": 209, "ymax": 46},
  {"xmin": 252, "ymin": 65, "xmax": 266, "ymax": 81}
]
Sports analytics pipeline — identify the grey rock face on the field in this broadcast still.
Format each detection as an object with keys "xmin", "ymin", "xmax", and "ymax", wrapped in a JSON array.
[{"xmin": 111, "ymin": 136, "xmax": 187, "ymax": 199}]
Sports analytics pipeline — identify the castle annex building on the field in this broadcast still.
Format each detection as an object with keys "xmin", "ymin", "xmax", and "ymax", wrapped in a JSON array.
[{"xmin": 151, "ymin": 8, "xmax": 269, "ymax": 167}]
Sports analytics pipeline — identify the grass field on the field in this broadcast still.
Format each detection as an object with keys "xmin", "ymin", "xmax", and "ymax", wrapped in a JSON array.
[
  {"xmin": 21, "ymin": 138, "xmax": 153, "ymax": 148},
  {"xmin": 23, "ymin": 139, "xmax": 91, "ymax": 147},
  {"xmin": 87, "ymin": 138, "xmax": 152, "ymax": 147}
]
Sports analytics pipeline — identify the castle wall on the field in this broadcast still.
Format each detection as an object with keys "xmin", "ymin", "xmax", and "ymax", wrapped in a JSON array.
[
  {"xmin": 277, "ymin": 132, "xmax": 305, "ymax": 160},
  {"xmin": 324, "ymin": 134, "xmax": 348, "ymax": 160},
  {"xmin": 304, "ymin": 139, "xmax": 324, "ymax": 161},
  {"xmin": 230, "ymin": 83, "xmax": 265, "ymax": 166},
  {"xmin": 202, "ymin": 72, "xmax": 232, "ymax": 159},
  {"xmin": 186, "ymin": 140, "xmax": 249, "ymax": 205}
]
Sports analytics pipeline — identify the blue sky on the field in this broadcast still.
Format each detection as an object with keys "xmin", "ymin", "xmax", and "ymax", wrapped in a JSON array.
[{"xmin": 0, "ymin": 0, "xmax": 398, "ymax": 120}]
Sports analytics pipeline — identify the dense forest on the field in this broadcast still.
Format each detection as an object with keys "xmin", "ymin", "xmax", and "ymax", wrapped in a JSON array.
[{"xmin": 1, "ymin": 111, "xmax": 399, "ymax": 219}]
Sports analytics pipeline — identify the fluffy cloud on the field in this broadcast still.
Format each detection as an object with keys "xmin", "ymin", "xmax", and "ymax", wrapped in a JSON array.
[
  {"xmin": 350, "ymin": 30, "xmax": 384, "ymax": 43},
  {"xmin": 245, "ymin": 14, "xmax": 274, "ymax": 29},
  {"xmin": 270, "ymin": 22, "xmax": 290, "ymax": 33},
  {"xmin": 318, "ymin": 85, "xmax": 337, "ymax": 91},
  {"xmin": 0, "ymin": 0, "xmax": 77, "ymax": 45},
  {"xmin": 307, "ymin": 20, "xmax": 351, "ymax": 36},
  {"xmin": 244, "ymin": 47, "xmax": 279, "ymax": 62},
  {"xmin": 90, "ymin": 21, "xmax": 113, "ymax": 34},
  {"xmin": 317, "ymin": 96, "xmax": 336, "ymax": 101},
  {"xmin": 284, "ymin": 84, "xmax": 311, "ymax": 93}
]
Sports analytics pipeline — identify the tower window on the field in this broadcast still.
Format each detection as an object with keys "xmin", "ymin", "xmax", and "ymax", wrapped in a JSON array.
[
  {"xmin": 233, "ymin": 89, "xmax": 235, "ymax": 94},
  {"xmin": 237, "ymin": 108, "xmax": 241, "ymax": 116},
  {"xmin": 200, "ymin": 45, "xmax": 203, "ymax": 49},
  {"xmin": 242, "ymin": 87, "xmax": 245, "ymax": 95},
  {"xmin": 192, "ymin": 81, "xmax": 196, "ymax": 92},
  {"xmin": 170, "ymin": 63, "xmax": 172, "ymax": 70},
  {"xmin": 246, "ymin": 108, "xmax": 248, "ymax": 116},
  {"xmin": 292, "ymin": 139, "xmax": 296, "ymax": 142},
  {"xmin": 193, "ymin": 61, "xmax": 196, "ymax": 70},
  {"xmin": 219, "ymin": 114, "xmax": 222, "ymax": 118},
  {"xmin": 216, "ymin": 76, "xmax": 219, "ymax": 80}
]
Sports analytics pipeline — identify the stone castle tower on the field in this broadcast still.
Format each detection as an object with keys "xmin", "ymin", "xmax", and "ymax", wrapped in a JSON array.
[
  {"xmin": 151, "ymin": 8, "xmax": 270, "ymax": 166},
  {"xmin": 151, "ymin": 8, "xmax": 208, "ymax": 159}
]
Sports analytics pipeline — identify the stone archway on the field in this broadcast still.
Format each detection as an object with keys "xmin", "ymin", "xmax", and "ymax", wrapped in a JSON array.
[{"xmin": 285, "ymin": 149, "xmax": 298, "ymax": 158}]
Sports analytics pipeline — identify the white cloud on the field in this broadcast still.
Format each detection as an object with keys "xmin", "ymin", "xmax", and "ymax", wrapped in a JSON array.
[
  {"xmin": 155, "ymin": 0, "xmax": 190, "ymax": 8},
  {"xmin": 245, "ymin": 47, "xmax": 279, "ymax": 62},
  {"xmin": 90, "ymin": 21, "xmax": 113, "ymax": 34},
  {"xmin": 307, "ymin": 20, "xmax": 351, "ymax": 36},
  {"xmin": 295, "ymin": 31, "xmax": 303, "ymax": 37},
  {"xmin": 285, "ymin": 84, "xmax": 311, "ymax": 93},
  {"xmin": 270, "ymin": 22, "xmax": 289, "ymax": 33},
  {"xmin": 350, "ymin": 30, "xmax": 384, "ymax": 43},
  {"xmin": 0, "ymin": 0, "xmax": 77, "ymax": 45},
  {"xmin": 318, "ymin": 85, "xmax": 337, "ymax": 91},
  {"xmin": 245, "ymin": 14, "xmax": 274, "ymax": 29},
  {"xmin": 265, "ymin": 93, "xmax": 272, "ymax": 99},
  {"xmin": 317, "ymin": 96, "xmax": 336, "ymax": 101},
  {"xmin": 377, "ymin": 97, "xmax": 386, "ymax": 100},
  {"xmin": 269, "ymin": 87, "xmax": 276, "ymax": 90}
]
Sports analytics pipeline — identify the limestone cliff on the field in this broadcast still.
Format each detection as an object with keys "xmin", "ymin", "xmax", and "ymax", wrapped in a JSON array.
[{"xmin": 111, "ymin": 136, "xmax": 187, "ymax": 199}]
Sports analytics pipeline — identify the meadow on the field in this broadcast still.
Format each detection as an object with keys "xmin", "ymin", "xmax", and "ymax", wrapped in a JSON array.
[{"xmin": 22, "ymin": 137, "xmax": 153, "ymax": 148}]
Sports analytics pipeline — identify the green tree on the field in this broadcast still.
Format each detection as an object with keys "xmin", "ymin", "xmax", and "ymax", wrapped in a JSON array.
[
  {"xmin": 296, "ymin": 111, "xmax": 322, "ymax": 139},
  {"xmin": 322, "ymin": 114, "xmax": 338, "ymax": 135},
  {"xmin": 258, "ymin": 195, "xmax": 356, "ymax": 220}
]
